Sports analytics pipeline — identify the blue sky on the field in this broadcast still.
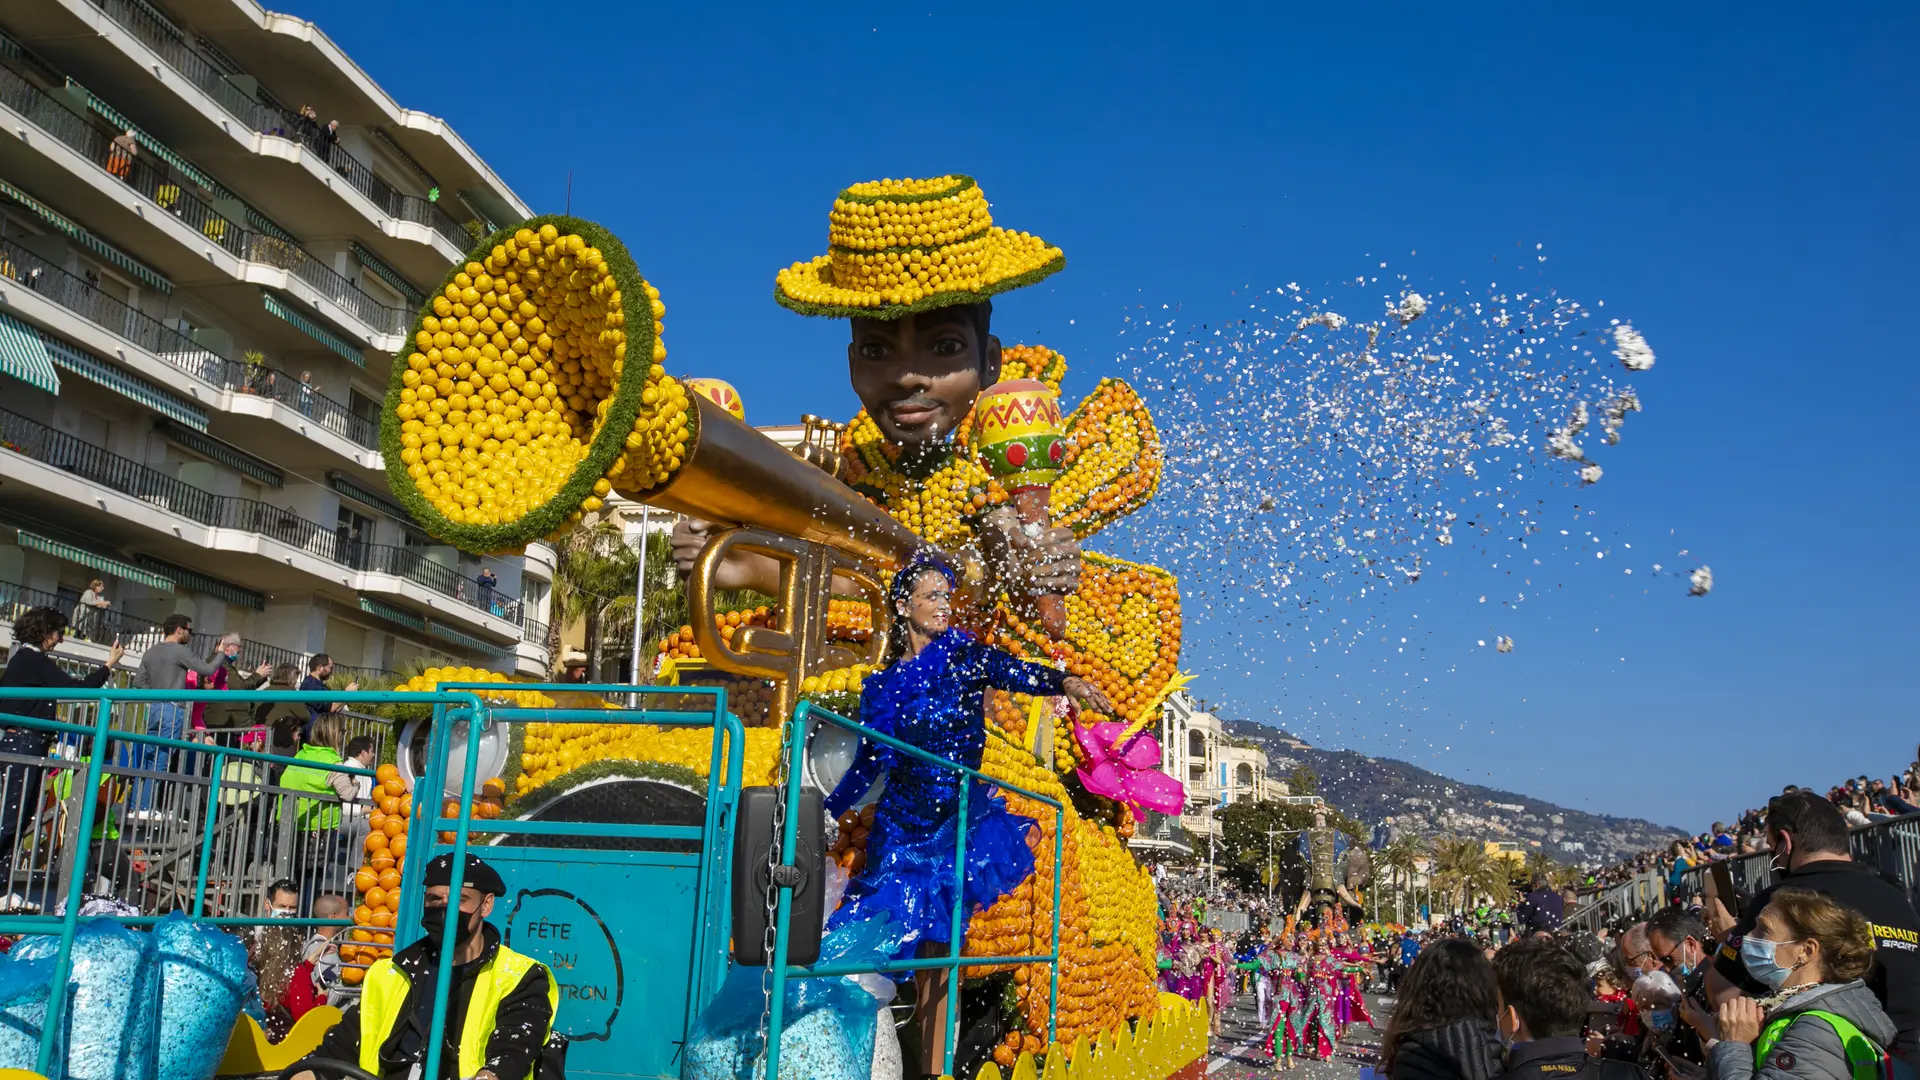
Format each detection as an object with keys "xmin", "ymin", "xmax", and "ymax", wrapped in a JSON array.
[{"xmin": 293, "ymin": 3, "xmax": 1918, "ymax": 832}]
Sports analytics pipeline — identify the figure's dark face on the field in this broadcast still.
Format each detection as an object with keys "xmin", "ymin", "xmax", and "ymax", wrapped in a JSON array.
[{"xmin": 848, "ymin": 309, "xmax": 1000, "ymax": 449}]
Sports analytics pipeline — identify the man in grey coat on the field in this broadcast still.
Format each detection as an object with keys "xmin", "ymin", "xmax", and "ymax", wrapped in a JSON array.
[{"xmin": 128, "ymin": 614, "xmax": 268, "ymax": 813}]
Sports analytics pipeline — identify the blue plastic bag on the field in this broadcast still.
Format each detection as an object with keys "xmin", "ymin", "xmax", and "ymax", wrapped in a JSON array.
[
  {"xmin": 0, "ymin": 948, "xmax": 58, "ymax": 1069},
  {"xmin": 684, "ymin": 912, "xmax": 901, "ymax": 1080},
  {"xmin": 13, "ymin": 919, "xmax": 159, "ymax": 1080},
  {"xmin": 153, "ymin": 914, "xmax": 252, "ymax": 1080}
]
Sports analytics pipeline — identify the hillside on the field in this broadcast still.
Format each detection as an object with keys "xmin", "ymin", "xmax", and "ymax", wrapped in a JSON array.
[{"xmin": 1221, "ymin": 719, "xmax": 1685, "ymax": 865}]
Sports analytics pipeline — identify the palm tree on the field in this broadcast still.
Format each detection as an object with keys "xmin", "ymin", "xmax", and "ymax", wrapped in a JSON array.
[
  {"xmin": 1429, "ymin": 834, "xmax": 1490, "ymax": 913},
  {"xmin": 1380, "ymin": 836, "xmax": 1425, "ymax": 921},
  {"xmin": 551, "ymin": 519, "xmax": 642, "ymax": 679}
]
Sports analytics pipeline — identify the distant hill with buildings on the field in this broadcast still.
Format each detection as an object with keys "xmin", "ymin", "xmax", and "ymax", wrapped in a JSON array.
[{"xmin": 1219, "ymin": 719, "xmax": 1686, "ymax": 866}]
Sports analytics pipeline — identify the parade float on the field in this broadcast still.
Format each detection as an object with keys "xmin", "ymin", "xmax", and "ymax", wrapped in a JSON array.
[{"xmin": 365, "ymin": 177, "xmax": 1205, "ymax": 1080}]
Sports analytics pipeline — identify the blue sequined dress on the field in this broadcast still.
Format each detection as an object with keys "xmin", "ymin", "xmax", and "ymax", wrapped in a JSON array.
[{"xmin": 824, "ymin": 629, "xmax": 1066, "ymax": 956}]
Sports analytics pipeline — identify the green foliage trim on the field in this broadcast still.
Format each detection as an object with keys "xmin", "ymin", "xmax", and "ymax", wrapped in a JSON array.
[
  {"xmin": 506, "ymin": 757, "xmax": 704, "ymax": 818},
  {"xmin": 381, "ymin": 214, "xmax": 659, "ymax": 553},
  {"xmin": 835, "ymin": 176, "xmax": 976, "ymax": 206}
]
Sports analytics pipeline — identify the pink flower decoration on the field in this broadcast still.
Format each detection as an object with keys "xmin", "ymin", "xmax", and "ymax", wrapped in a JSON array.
[{"xmin": 1073, "ymin": 721, "xmax": 1186, "ymax": 821}]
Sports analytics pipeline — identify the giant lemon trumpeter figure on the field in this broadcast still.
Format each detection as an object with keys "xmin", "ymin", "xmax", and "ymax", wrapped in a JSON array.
[{"xmin": 378, "ymin": 182, "xmax": 1199, "ymax": 1080}]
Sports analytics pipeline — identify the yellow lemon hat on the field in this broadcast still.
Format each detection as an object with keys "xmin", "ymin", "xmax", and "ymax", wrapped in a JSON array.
[{"xmin": 775, "ymin": 175, "xmax": 1064, "ymax": 319}]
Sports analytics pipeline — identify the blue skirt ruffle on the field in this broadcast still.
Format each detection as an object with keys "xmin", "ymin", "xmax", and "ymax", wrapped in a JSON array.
[{"xmin": 826, "ymin": 781, "xmax": 1035, "ymax": 958}]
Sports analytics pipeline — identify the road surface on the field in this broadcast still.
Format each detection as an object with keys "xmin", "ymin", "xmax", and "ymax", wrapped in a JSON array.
[{"xmin": 1204, "ymin": 990, "xmax": 1391, "ymax": 1080}]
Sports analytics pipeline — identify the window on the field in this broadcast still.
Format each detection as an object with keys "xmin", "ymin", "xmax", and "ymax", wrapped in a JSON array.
[
  {"xmin": 336, "ymin": 507, "xmax": 372, "ymax": 566},
  {"xmin": 1237, "ymin": 763, "xmax": 1254, "ymax": 787},
  {"xmin": 1187, "ymin": 730, "xmax": 1206, "ymax": 759}
]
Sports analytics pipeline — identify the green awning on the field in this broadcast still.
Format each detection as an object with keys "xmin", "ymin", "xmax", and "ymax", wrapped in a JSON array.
[
  {"xmin": 358, "ymin": 594, "xmax": 425, "ymax": 631},
  {"xmin": 349, "ymin": 242, "xmax": 424, "ymax": 305},
  {"xmin": 41, "ymin": 334, "xmax": 210, "ymax": 431},
  {"xmin": 78, "ymin": 88, "xmax": 221, "ymax": 195},
  {"xmin": 261, "ymin": 291, "xmax": 364, "ymax": 365},
  {"xmin": 329, "ymin": 472, "xmax": 408, "ymax": 520},
  {"xmin": 13, "ymin": 529, "xmax": 172, "ymax": 591},
  {"xmin": 155, "ymin": 419, "xmax": 282, "ymax": 486},
  {"xmin": 135, "ymin": 555, "xmax": 264, "ymax": 609},
  {"xmin": 0, "ymin": 179, "xmax": 173, "ymax": 295},
  {"xmin": 427, "ymin": 619, "xmax": 511, "ymax": 656},
  {"xmin": 0, "ymin": 313, "xmax": 59, "ymax": 394}
]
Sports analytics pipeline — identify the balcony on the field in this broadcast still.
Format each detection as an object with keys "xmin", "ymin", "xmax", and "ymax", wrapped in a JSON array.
[
  {"xmin": 0, "ymin": 405, "xmax": 508, "ymax": 634},
  {"xmin": 82, "ymin": 0, "xmax": 474, "ymax": 253},
  {"xmin": 0, "ymin": 59, "xmax": 412, "ymax": 340},
  {"xmin": 0, "ymin": 236, "xmax": 378, "ymax": 451}
]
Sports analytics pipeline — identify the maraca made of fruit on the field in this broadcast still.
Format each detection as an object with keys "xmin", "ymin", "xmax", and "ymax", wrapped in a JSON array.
[{"xmin": 972, "ymin": 378, "xmax": 1068, "ymax": 638}]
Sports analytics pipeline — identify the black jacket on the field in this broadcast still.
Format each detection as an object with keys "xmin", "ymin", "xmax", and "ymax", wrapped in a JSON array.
[
  {"xmin": 1712, "ymin": 857, "xmax": 1920, "ymax": 1065},
  {"xmin": 1496, "ymin": 1036, "xmax": 1648, "ymax": 1080},
  {"xmin": 305, "ymin": 924, "xmax": 553, "ymax": 1080},
  {"xmin": 1391, "ymin": 1018, "xmax": 1507, "ymax": 1080},
  {"xmin": 0, "ymin": 645, "xmax": 113, "ymax": 749},
  {"xmin": 1515, "ymin": 888, "xmax": 1567, "ymax": 936}
]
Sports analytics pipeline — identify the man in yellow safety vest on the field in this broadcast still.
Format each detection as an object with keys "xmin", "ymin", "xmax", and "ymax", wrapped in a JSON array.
[{"xmin": 293, "ymin": 853, "xmax": 558, "ymax": 1080}]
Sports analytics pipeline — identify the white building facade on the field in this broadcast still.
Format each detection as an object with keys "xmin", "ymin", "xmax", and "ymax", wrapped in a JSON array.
[{"xmin": 0, "ymin": 0, "xmax": 551, "ymax": 677}]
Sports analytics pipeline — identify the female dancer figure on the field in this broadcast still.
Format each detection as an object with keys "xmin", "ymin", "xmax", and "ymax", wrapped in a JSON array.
[
  {"xmin": 1331, "ymin": 932, "xmax": 1377, "ymax": 1034},
  {"xmin": 825, "ymin": 554, "xmax": 1113, "ymax": 1070},
  {"xmin": 1265, "ymin": 934, "xmax": 1305, "ymax": 1070},
  {"xmin": 1292, "ymin": 939, "xmax": 1339, "ymax": 1060}
]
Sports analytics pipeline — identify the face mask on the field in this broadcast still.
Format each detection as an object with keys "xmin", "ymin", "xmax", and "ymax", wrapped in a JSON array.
[
  {"xmin": 267, "ymin": 906, "xmax": 296, "ymax": 919},
  {"xmin": 1740, "ymin": 936, "xmax": 1799, "ymax": 990},
  {"xmin": 1625, "ymin": 966, "xmax": 1644, "ymax": 981},
  {"xmin": 419, "ymin": 904, "xmax": 481, "ymax": 947},
  {"xmin": 1648, "ymin": 1009, "xmax": 1676, "ymax": 1033}
]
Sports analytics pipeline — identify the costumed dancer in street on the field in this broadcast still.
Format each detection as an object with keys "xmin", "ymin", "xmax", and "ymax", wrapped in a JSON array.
[
  {"xmin": 1331, "ymin": 932, "xmax": 1377, "ymax": 1033},
  {"xmin": 1264, "ymin": 934, "xmax": 1305, "ymax": 1070},
  {"xmin": 1207, "ymin": 929, "xmax": 1235, "ymax": 1036},
  {"xmin": 1291, "ymin": 939, "xmax": 1339, "ymax": 1060},
  {"xmin": 824, "ymin": 551, "xmax": 1114, "ymax": 1072},
  {"xmin": 1245, "ymin": 935, "xmax": 1272, "ymax": 1027}
]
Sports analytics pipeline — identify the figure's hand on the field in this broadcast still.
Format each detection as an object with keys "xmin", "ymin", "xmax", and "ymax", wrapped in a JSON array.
[
  {"xmin": 255, "ymin": 663, "xmax": 273, "ymax": 677},
  {"xmin": 1716, "ymin": 996, "xmax": 1763, "ymax": 1045},
  {"xmin": 345, "ymin": 680, "xmax": 359, "ymax": 693},
  {"xmin": 1062, "ymin": 676, "xmax": 1116, "ymax": 717},
  {"xmin": 669, "ymin": 518, "xmax": 716, "ymax": 577},
  {"xmin": 107, "ymin": 641, "xmax": 126, "ymax": 668},
  {"xmin": 1015, "ymin": 525, "xmax": 1082, "ymax": 596}
]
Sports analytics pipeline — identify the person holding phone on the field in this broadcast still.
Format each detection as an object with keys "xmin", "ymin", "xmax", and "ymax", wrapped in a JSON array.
[{"xmin": 0, "ymin": 607, "xmax": 124, "ymax": 875}]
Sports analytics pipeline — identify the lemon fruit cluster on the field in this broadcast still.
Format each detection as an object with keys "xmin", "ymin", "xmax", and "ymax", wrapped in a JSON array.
[
  {"xmin": 515, "ymin": 722, "xmax": 781, "ymax": 795},
  {"xmin": 798, "ymin": 662, "xmax": 877, "ymax": 698},
  {"xmin": 776, "ymin": 176, "xmax": 1065, "ymax": 319},
  {"xmin": 1053, "ymin": 378, "xmax": 1162, "ymax": 538},
  {"xmin": 384, "ymin": 216, "xmax": 691, "ymax": 552},
  {"xmin": 967, "ymin": 722, "xmax": 1160, "ymax": 1065},
  {"xmin": 394, "ymin": 665, "xmax": 555, "ymax": 709}
]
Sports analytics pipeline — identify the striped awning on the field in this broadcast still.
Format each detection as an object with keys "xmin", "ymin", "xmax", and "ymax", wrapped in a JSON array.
[
  {"xmin": 261, "ymin": 291, "xmax": 364, "ymax": 365},
  {"xmin": 0, "ymin": 312, "xmax": 59, "ymax": 393},
  {"xmin": 13, "ymin": 529, "xmax": 172, "ymax": 591},
  {"xmin": 135, "ymin": 555, "xmax": 264, "ymax": 610},
  {"xmin": 427, "ymin": 619, "xmax": 511, "ymax": 656},
  {"xmin": 0, "ymin": 179, "xmax": 173, "ymax": 295},
  {"xmin": 358, "ymin": 594, "xmax": 425, "ymax": 631},
  {"xmin": 349, "ymin": 242, "xmax": 424, "ymax": 304},
  {"xmin": 329, "ymin": 472, "xmax": 408, "ymax": 520},
  {"xmin": 41, "ymin": 334, "xmax": 210, "ymax": 431},
  {"xmin": 156, "ymin": 420, "xmax": 282, "ymax": 486}
]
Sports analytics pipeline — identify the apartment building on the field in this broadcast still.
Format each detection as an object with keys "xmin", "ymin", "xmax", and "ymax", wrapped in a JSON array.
[{"xmin": 0, "ymin": 0, "xmax": 552, "ymax": 678}]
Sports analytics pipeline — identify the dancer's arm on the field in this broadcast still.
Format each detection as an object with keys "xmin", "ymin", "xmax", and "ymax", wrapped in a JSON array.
[{"xmin": 825, "ymin": 692, "xmax": 895, "ymax": 817}]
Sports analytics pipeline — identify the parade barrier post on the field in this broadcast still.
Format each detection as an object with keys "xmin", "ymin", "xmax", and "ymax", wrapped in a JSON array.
[
  {"xmin": 406, "ymin": 682, "xmax": 743, "ymax": 1080},
  {"xmin": 765, "ymin": 701, "xmax": 1066, "ymax": 1080},
  {"xmin": 0, "ymin": 685, "xmax": 466, "ymax": 1076}
]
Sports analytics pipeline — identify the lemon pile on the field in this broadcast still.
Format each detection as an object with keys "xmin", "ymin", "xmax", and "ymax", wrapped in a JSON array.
[
  {"xmin": 395, "ymin": 665, "xmax": 555, "ymax": 709},
  {"xmin": 389, "ymin": 219, "xmax": 691, "ymax": 546},
  {"xmin": 516, "ymin": 722, "xmax": 781, "ymax": 794},
  {"xmin": 1052, "ymin": 378, "xmax": 1161, "ymax": 537},
  {"xmin": 798, "ymin": 662, "xmax": 877, "ymax": 698}
]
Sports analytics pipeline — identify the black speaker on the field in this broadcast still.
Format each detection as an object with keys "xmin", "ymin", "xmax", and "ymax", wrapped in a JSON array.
[{"xmin": 730, "ymin": 786, "xmax": 824, "ymax": 966}]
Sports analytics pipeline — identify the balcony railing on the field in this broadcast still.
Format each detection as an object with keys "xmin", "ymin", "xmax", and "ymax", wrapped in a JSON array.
[
  {"xmin": 520, "ymin": 617, "xmax": 548, "ymax": 645},
  {"xmin": 1, "ymin": 578, "xmax": 300, "ymax": 670},
  {"xmin": 0, "ymin": 238, "xmax": 379, "ymax": 449},
  {"xmin": 88, "ymin": 0, "xmax": 475, "ymax": 252},
  {"xmin": 0, "ymin": 407, "xmax": 508, "ymax": 622},
  {"xmin": 0, "ymin": 61, "xmax": 410, "ymax": 336}
]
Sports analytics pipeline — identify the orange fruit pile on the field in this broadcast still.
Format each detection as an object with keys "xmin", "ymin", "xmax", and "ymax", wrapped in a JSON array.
[
  {"xmin": 827, "ymin": 804, "xmax": 876, "ymax": 874},
  {"xmin": 655, "ymin": 606, "xmax": 778, "ymax": 662},
  {"xmin": 340, "ymin": 763, "xmax": 413, "ymax": 983}
]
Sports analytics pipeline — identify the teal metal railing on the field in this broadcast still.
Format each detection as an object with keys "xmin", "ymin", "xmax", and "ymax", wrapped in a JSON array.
[
  {"xmin": 402, "ymin": 681, "xmax": 744, "ymax": 1080},
  {"xmin": 764, "ymin": 701, "xmax": 1065, "ymax": 1080},
  {"xmin": 0, "ymin": 685, "xmax": 470, "ymax": 1076}
]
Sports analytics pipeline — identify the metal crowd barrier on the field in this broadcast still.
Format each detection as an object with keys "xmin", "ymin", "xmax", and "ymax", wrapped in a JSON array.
[
  {"xmin": 765, "ymin": 701, "xmax": 1066, "ymax": 1080},
  {"xmin": 407, "ymin": 681, "xmax": 743, "ymax": 1080},
  {"xmin": 0, "ymin": 686, "xmax": 450, "ymax": 1077},
  {"xmin": 1661, "ymin": 811, "xmax": 1920, "ymax": 918}
]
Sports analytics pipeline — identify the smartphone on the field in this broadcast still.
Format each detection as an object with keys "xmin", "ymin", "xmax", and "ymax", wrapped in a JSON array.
[{"xmin": 1709, "ymin": 861, "xmax": 1736, "ymax": 910}]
